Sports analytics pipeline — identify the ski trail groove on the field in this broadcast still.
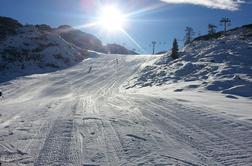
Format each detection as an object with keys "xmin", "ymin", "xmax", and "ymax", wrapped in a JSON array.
[
  {"xmin": 1, "ymin": 55, "xmax": 252, "ymax": 165},
  {"xmin": 34, "ymin": 118, "xmax": 78, "ymax": 166}
]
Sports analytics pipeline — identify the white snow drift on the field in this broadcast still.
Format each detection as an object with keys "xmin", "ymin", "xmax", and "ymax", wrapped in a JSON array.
[{"xmin": 126, "ymin": 25, "xmax": 252, "ymax": 98}]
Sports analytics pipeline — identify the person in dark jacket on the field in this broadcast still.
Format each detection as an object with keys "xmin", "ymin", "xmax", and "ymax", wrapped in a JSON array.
[
  {"xmin": 88, "ymin": 66, "xmax": 92, "ymax": 73},
  {"xmin": 0, "ymin": 91, "xmax": 3, "ymax": 98}
]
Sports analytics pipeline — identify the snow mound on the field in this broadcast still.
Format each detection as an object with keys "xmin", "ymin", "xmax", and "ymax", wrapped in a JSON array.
[{"xmin": 125, "ymin": 25, "xmax": 252, "ymax": 97}]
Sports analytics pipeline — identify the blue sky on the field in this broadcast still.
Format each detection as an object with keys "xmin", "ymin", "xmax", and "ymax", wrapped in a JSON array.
[{"xmin": 0, "ymin": 0, "xmax": 252, "ymax": 54}]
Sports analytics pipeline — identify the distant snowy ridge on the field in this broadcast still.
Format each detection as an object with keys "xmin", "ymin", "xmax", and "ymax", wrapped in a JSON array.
[
  {"xmin": 0, "ymin": 16, "xmax": 136, "ymax": 82},
  {"xmin": 125, "ymin": 24, "xmax": 252, "ymax": 98},
  {"xmin": 0, "ymin": 18, "xmax": 90, "ymax": 82}
]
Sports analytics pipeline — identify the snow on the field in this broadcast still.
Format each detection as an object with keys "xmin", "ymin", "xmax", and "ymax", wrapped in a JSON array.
[
  {"xmin": 1, "ymin": 54, "xmax": 252, "ymax": 165},
  {"xmin": 124, "ymin": 82, "xmax": 252, "ymax": 120},
  {"xmin": 1, "ymin": 23, "xmax": 252, "ymax": 165},
  {"xmin": 126, "ymin": 27, "xmax": 252, "ymax": 98},
  {"xmin": 0, "ymin": 25, "xmax": 88, "ymax": 83}
]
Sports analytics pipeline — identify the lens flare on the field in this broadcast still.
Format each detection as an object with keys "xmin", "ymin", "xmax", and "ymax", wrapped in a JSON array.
[{"xmin": 98, "ymin": 5, "xmax": 126, "ymax": 32}]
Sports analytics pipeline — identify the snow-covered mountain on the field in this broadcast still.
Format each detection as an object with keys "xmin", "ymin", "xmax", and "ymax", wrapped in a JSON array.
[
  {"xmin": 1, "ymin": 21, "xmax": 252, "ymax": 165},
  {"xmin": 0, "ymin": 16, "xmax": 136, "ymax": 82},
  {"xmin": 105, "ymin": 43, "xmax": 138, "ymax": 55},
  {"xmin": 0, "ymin": 17, "xmax": 90, "ymax": 82},
  {"xmin": 56, "ymin": 25, "xmax": 106, "ymax": 53},
  {"xmin": 125, "ymin": 24, "xmax": 252, "ymax": 98},
  {"xmin": 56, "ymin": 25, "xmax": 137, "ymax": 55},
  {"xmin": 56, "ymin": 26, "xmax": 138, "ymax": 55}
]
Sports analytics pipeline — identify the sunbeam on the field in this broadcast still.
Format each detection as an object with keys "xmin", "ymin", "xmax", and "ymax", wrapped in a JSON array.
[{"xmin": 120, "ymin": 29, "xmax": 146, "ymax": 53}]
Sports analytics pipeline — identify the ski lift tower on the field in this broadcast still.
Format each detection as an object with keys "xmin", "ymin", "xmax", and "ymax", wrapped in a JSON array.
[
  {"xmin": 220, "ymin": 17, "xmax": 231, "ymax": 35},
  {"xmin": 152, "ymin": 41, "xmax": 157, "ymax": 55}
]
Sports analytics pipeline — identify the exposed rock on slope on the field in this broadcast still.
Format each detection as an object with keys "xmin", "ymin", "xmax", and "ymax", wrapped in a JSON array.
[{"xmin": 0, "ymin": 16, "xmax": 22, "ymax": 40}]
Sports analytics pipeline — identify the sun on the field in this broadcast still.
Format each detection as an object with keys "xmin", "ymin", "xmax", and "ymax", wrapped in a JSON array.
[{"xmin": 98, "ymin": 5, "xmax": 126, "ymax": 32}]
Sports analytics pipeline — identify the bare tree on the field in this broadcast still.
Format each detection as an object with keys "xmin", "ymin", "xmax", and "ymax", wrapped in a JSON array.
[
  {"xmin": 208, "ymin": 24, "xmax": 217, "ymax": 36},
  {"xmin": 184, "ymin": 27, "xmax": 195, "ymax": 46}
]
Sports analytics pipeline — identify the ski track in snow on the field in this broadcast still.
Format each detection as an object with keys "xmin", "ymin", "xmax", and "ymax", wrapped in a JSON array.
[{"xmin": 0, "ymin": 55, "xmax": 252, "ymax": 165}]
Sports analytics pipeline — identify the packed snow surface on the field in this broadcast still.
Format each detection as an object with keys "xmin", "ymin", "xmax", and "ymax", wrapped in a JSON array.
[{"xmin": 0, "ymin": 54, "xmax": 252, "ymax": 165}]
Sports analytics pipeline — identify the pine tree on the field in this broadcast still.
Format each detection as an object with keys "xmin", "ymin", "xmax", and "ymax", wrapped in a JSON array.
[{"xmin": 171, "ymin": 38, "xmax": 179, "ymax": 59}]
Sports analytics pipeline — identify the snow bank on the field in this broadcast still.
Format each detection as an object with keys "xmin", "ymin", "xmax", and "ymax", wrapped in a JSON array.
[{"xmin": 125, "ymin": 25, "xmax": 252, "ymax": 98}]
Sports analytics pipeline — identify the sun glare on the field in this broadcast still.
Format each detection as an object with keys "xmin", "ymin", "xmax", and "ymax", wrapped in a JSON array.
[{"xmin": 99, "ymin": 5, "xmax": 126, "ymax": 32}]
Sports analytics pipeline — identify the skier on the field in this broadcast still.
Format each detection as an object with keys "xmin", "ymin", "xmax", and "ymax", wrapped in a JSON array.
[
  {"xmin": 0, "ymin": 91, "xmax": 3, "ymax": 98},
  {"xmin": 116, "ymin": 58, "xmax": 119, "ymax": 65},
  {"xmin": 88, "ymin": 66, "xmax": 92, "ymax": 73}
]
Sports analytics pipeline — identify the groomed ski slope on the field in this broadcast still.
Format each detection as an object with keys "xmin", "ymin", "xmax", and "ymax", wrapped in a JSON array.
[{"xmin": 0, "ymin": 54, "xmax": 252, "ymax": 165}]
